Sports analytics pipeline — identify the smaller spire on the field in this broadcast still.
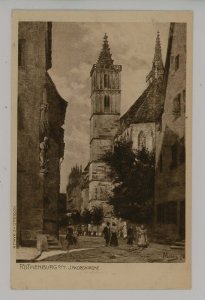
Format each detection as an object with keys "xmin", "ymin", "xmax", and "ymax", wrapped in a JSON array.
[
  {"xmin": 97, "ymin": 33, "xmax": 113, "ymax": 66},
  {"xmin": 104, "ymin": 33, "xmax": 108, "ymax": 41},
  {"xmin": 146, "ymin": 31, "xmax": 164, "ymax": 83},
  {"xmin": 153, "ymin": 31, "xmax": 163, "ymax": 63}
]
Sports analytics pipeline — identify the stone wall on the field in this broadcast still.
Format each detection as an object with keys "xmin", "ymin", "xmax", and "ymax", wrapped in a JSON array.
[
  {"xmin": 17, "ymin": 22, "xmax": 50, "ymax": 246},
  {"xmin": 17, "ymin": 22, "xmax": 67, "ymax": 246}
]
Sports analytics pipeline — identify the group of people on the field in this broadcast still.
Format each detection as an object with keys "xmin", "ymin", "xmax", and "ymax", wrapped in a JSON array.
[
  {"xmin": 65, "ymin": 222, "xmax": 149, "ymax": 249},
  {"xmin": 127, "ymin": 224, "xmax": 149, "ymax": 247},
  {"xmin": 102, "ymin": 222, "xmax": 119, "ymax": 247},
  {"xmin": 102, "ymin": 222, "xmax": 149, "ymax": 248}
]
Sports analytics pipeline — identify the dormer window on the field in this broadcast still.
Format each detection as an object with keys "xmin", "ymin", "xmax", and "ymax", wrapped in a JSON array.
[{"xmin": 104, "ymin": 74, "xmax": 108, "ymax": 88}]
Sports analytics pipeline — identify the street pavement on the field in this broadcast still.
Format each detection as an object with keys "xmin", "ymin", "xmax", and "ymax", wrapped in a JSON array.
[
  {"xmin": 38, "ymin": 236, "xmax": 185, "ymax": 263},
  {"xmin": 16, "ymin": 247, "xmax": 41, "ymax": 261}
]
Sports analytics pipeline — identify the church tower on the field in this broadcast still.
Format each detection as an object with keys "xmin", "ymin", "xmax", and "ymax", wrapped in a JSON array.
[{"xmin": 89, "ymin": 34, "xmax": 122, "ymax": 214}]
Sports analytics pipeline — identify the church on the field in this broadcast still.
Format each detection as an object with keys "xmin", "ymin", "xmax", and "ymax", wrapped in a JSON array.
[
  {"xmin": 86, "ymin": 31, "xmax": 165, "ymax": 218},
  {"xmin": 119, "ymin": 32, "xmax": 165, "ymax": 153}
]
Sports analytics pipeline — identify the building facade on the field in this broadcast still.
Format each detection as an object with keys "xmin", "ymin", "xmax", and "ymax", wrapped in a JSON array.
[
  {"xmin": 89, "ymin": 34, "xmax": 122, "ymax": 215},
  {"xmin": 17, "ymin": 22, "xmax": 67, "ymax": 246},
  {"xmin": 154, "ymin": 23, "xmax": 186, "ymax": 240}
]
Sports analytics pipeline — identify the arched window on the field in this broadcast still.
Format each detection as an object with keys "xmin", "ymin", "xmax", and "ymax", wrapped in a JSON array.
[
  {"xmin": 104, "ymin": 74, "xmax": 108, "ymax": 88},
  {"xmin": 138, "ymin": 131, "xmax": 146, "ymax": 150},
  {"xmin": 104, "ymin": 95, "xmax": 110, "ymax": 112}
]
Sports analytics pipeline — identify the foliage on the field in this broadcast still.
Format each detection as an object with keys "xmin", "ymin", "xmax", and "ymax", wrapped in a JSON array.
[
  {"xmin": 104, "ymin": 140, "xmax": 155, "ymax": 224},
  {"xmin": 71, "ymin": 211, "xmax": 81, "ymax": 225},
  {"xmin": 81, "ymin": 209, "xmax": 92, "ymax": 224},
  {"xmin": 59, "ymin": 215, "xmax": 69, "ymax": 227},
  {"xmin": 91, "ymin": 206, "xmax": 104, "ymax": 225}
]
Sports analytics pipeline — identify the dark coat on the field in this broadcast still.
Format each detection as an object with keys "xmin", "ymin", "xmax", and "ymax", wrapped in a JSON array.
[{"xmin": 103, "ymin": 226, "xmax": 111, "ymax": 239}]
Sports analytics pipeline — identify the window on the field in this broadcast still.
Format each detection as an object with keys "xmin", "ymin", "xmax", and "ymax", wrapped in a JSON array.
[
  {"xmin": 173, "ymin": 94, "xmax": 181, "ymax": 117},
  {"xmin": 138, "ymin": 131, "xmax": 146, "ymax": 150},
  {"xmin": 104, "ymin": 74, "xmax": 108, "ymax": 88},
  {"xmin": 18, "ymin": 39, "xmax": 25, "ymax": 67},
  {"xmin": 170, "ymin": 143, "xmax": 178, "ymax": 169},
  {"xmin": 175, "ymin": 54, "xmax": 180, "ymax": 71},
  {"xmin": 104, "ymin": 95, "xmax": 110, "ymax": 112}
]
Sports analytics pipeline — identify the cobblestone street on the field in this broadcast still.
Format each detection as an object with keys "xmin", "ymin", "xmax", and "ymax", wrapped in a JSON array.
[{"xmin": 40, "ymin": 236, "xmax": 185, "ymax": 263}]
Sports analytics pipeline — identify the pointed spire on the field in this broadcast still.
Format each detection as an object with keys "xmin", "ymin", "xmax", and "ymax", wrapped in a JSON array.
[
  {"xmin": 97, "ymin": 33, "xmax": 114, "ymax": 66},
  {"xmin": 153, "ymin": 31, "xmax": 163, "ymax": 65},
  {"xmin": 146, "ymin": 31, "xmax": 164, "ymax": 84}
]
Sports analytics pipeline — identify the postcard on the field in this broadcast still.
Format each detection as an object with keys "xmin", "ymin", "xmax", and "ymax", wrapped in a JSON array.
[{"xmin": 11, "ymin": 10, "xmax": 192, "ymax": 289}]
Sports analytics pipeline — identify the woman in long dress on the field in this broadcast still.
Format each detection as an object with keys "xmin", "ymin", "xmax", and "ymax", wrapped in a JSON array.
[
  {"xmin": 138, "ymin": 225, "xmax": 149, "ymax": 248},
  {"xmin": 110, "ymin": 223, "xmax": 118, "ymax": 247}
]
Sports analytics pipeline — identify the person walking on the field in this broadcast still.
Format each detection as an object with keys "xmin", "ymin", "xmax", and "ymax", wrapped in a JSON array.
[
  {"xmin": 88, "ymin": 223, "xmax": 91, "ymax": 236},
  {"xmin": 122, "ymin": 222, "xmax": 127, "ymax": 239},
  {"xmin": 66, "ymin": 224, "xmax": 77, "ymax": 248},
  {"xmin": 102, "ymin": 222, "xmax": 111, "ymax": 246},
  {"xmin": 127, "ymin": 225, "xmax": 135, "ymax": 245},
  {"xmin": 110, "ymin": 222, "xmax": 118, "ymax": 247},
  {"xmin": 138, "ymin": 225, "xmax": 149, "ymax": 248}
]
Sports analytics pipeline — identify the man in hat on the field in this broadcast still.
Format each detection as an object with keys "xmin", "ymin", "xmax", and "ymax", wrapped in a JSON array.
[{"xmin": 102, "ymin": 222, "xmax": 111, "ymax": 246}]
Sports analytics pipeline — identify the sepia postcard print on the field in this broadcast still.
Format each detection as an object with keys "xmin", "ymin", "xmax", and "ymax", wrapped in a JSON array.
[{"xmin": 11, "ymin": 10, "xmax": 192, "ymax": 289}]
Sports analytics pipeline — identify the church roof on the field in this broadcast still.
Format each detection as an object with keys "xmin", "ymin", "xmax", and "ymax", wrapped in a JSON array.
[
  {"xmin": 120, "ymin": 31, "xmax": 165, "ymax": 131},
  {"xmin": 96, "ymin": 33, "xmax": 114, "ymax": 67},
  {"xmin": 120, "ymin": 77, "xmax": 164, "ymax": 130}
]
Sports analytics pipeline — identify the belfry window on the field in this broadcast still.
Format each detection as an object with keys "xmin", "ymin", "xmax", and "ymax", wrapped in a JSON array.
[
  {"xmin": 104, "ymin": 74, "xmax": 108, "ymax": 88},
  {"xmin": 138, "ymin": 131, "xmax": 146, "ymax": 150},
  {"xmin": 104, "ymin": 95, "xmax": 110, "ymax": 112}
]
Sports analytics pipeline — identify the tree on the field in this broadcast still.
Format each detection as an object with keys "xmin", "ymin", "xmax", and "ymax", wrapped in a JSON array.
[
  {"xmin": 71, "ymin": 210, "xmax": 81, "ymax": 225},
  {"xmin": 91, "ymin": 206, "xmax": 104, "ymax": 225},
  {"xmin": 81, "ymin": 209, "xmax": 92, "ymax": 224},
  {"xmin": 104, "ymin": 140, "xmax": 155, "ymax": 224}
]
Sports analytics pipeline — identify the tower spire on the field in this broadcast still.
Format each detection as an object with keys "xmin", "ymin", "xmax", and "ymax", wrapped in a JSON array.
[
  {"xmin": 97, "ymin": 33, "xmax": 113, "ymax": 66},
  {"xmin": 146, "ymin": 31, "xmax": 164, "ymax": 84},
  {"xmin": 153, "ymin": 31, "xmax": 163, "ymax": 65}
]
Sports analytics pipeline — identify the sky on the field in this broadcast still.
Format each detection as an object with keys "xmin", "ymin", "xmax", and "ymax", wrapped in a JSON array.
[{"xmin": 48, "ymin": 22, "xmax": 170, "ymax": 193}]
